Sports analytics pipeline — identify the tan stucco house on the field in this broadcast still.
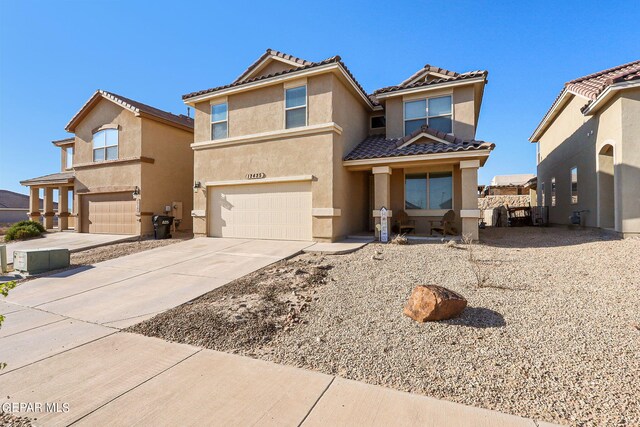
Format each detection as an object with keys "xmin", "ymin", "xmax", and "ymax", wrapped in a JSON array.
[
  {"xmin": 530, "ymin": 60, "xmax": 640, "ymax": 236},
  {"xmin": 183, "ymin": 49, "xmax": 494, "ymax": 242},
  {"xmin": 20, "ymin": 90, "xmax": 194, "ymax": 235}
]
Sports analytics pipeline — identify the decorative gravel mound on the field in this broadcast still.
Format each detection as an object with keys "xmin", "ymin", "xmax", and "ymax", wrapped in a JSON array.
[{"xmin": 260, "ymin": 228, "xmax": 640, "ymax": 427}]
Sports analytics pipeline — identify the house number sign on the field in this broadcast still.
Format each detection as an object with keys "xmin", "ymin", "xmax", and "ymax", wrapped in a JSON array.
[
  {"xmin": 246, "ymin": 172, "xmax": 266, "ymax": 180},
  {"xmin": 380, "ymin": 207, "xmax": 389, "ymax": 243}
]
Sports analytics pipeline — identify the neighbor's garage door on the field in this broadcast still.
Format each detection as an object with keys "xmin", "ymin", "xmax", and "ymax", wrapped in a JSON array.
[
  {"xmin": 209, "ymin": 181, "xmax": 312, "ymax": 241},
  {"xmin": 81, "ymin": 192, "xmax": 137, "ymax": 234}
]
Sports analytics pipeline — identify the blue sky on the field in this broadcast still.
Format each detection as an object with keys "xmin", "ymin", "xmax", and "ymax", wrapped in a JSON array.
[{"xmin": 1, "ymin": 0, "xmax": 639, "ymax": 197}]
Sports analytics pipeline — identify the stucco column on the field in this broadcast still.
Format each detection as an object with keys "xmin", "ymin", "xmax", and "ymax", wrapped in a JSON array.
[
  {"xmin": 459, "ymin": 160, "xmax": 480, "ymax": 241},
  {"xmin": 58, "ymin": 186, "xmax": 69, "ymax": 231},
  {"xmin": 28, "ymin": 186, "xmax": 41, "ymax": 222},
  {"xmin": 372, "ymin": 166, "xmax": 392, "ymax": 236},
  {"xmin": 43, "ymin": 187, "xmax": 54, "ymax": 230}
]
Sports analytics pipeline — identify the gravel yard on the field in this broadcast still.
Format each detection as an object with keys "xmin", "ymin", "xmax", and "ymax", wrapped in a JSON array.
[{"xmin": 132, "ymin": 227, "xmax": 640, "ymax": 427}]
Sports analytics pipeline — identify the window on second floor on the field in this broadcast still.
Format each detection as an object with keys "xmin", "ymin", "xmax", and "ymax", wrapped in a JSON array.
[
  {"xmin": 211, "ymin": 102, "xmax": 228, "ymax": 140},
  {"xmin": 93, "ymin": 129, "xmax": 118, "ymax": 162},
  {"xmin": 571, "ymin": 167, "xmax": 578, "ymax": 204},
  {"xmin": 404, "ymin": 95, "xmax": 453, "ymax": 136},
  {"xmin": 65, "ymin": 147, "xmax": 73, "ymax": 169},
  {"xmin": 405, "ymin": 172, "xmax": 453, "ymax": 210},
  {"xmin": 371, "ymin": 116, "xmax": 386, "ymax": 129},
  {"xmin": 285, "ymin": 85, "xmax": 307, "ymax": 129}
]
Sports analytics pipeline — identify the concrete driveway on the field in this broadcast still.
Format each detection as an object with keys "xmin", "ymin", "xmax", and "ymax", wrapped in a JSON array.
[
  {"xmin": 6, "ymin": 238, "xmax": 314, "ymax": 328},
  {"xmin": 4, "ymin": 231, "xmax": 136, "ymax": 263}
]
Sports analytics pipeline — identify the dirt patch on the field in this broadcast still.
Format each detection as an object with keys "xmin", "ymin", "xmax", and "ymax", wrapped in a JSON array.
[
  {"xmin": 0, "ymin": 411, "xmax": 33, "ymax": 426},
  {"xmin": 127, "ymin": 255, "xmax": 331, "ymax": 355}
]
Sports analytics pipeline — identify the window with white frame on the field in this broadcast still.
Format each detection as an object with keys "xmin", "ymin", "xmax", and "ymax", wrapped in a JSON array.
[
  {"xmin": 551, "ymin": 177, "xmax": 556, "ymax": 207},
  {"xmin": 66, "ymin": 147, "xmax": 73, "ymax": 169},
  {"xmin": 93, "ymin": 129, "xmax": 118, "ymax": 162},
  {"xmin": 540, "ymin": 182, "xmax": 545, "ymax": 206},
  {"xmin": 571, "ymin": 167, "xmax": 578, "ymax": 204},
  {"xmin": 285, "ymin": 85, "xmax": 307, "ymax": 129},
  {"xmin": 404, "ymin": 95, "xmax": 452, "ymax": 136},
  {"xmin": 211, "ymin": 102, "xmax": 228, "ymax": 140},
  {"xmin": 405, "ymin": 172, "xmax": 453, "ymax": 210}
]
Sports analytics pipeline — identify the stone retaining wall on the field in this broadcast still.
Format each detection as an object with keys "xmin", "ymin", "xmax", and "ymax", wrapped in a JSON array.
[{"xmin": 479, "ymin": 195, "xmax": 531, "ymax": 210}]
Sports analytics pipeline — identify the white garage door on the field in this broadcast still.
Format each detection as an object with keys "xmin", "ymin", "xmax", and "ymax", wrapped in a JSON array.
[{"xmin": 209, "ymin": 181, "xmax": 312, "ymax": 241}]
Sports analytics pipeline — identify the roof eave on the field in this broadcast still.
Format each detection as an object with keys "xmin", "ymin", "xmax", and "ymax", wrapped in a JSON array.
[
  {"xmin": 582, "ymin": 79, "xmax": 640, "ymax": 116},
  {"xmin": 374, "ymin": 76, "xmax": 487, "ymax": 100}
]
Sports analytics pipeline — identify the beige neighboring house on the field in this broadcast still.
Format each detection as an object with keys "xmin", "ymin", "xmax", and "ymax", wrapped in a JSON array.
[
  {"xmin": 20, "ymin": 90, "xmax": 194, "ymax": 235},
  {"xmin": 183, "ymin": 49, "xmax": 494, "ymax": 241},
  {"xmin": 530, "ymin": 60, "xmax": 640, "ymax": 236},
  {"xmin": 482, "ymin": 174, "xmax": 535, "ymax": 196}
]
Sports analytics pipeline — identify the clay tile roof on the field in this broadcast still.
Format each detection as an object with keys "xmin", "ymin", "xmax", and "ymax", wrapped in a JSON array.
[
  {"xmin": 19, "ymin": 171, "xmax": 75, "ymax": 186},
  {"xmin": 374, "ymin": 70, "xmax": 488, "ymax": 95},
  {"xmin": 565, "ymin": 59, "xmax": 640, "ymax": 112},
  {"xmin": 344, "ymin": 125, "xmax": 494, "ymax": 161},
  {"xmin": 183, "ymin": 55, "xmax": 377, "ymax": 107},
  {"xmin": 233, "ymin": 48, "xmax": 314, "ymax": 84},
  {"xmin": 66, "ymin": 90, "xmax": 194, "ymax": 132},
  {"xmin": 399, "ymin": 64, "xmax": 460, "ymax": 87}
]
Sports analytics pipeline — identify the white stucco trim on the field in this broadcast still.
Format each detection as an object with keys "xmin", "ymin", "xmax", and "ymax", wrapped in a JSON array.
[
  {"xmin": 205, "ymin": 175, "xmax": 315, "ymax": 187},
  {"xmin": 344, "ymin": 151, "xmax": 490, "ymax": 168},
  {"xmin": 191, "ymin": 210, "xmax": 206, "ymax": 217},
  {"xmin": 460, "ymin": 209, "xmax": 481, "ymax": 218},
  {"xmin": 191, "ymin": 122, "xmax": 343, "ymax": 150},
  {"xmin": 372, "ymin": 210, "xmax": 393, "ymax": 217},
  {"xmin": 459, "ymin": 159, "xmax": 480, "ymax": 169},
  {"xmin": 397, "ymin": 132, "xmax": 453, "ymax": 149},
  {"xmin": 312, "ymin": 208, "xmax": 341, "ymax": 217},
  {"xmin": 374, "ymin": 77, "xmax": 486, "ymax": 100},
  {"xmin": 372, "ymin": 166, "xmax": 392, "ymax": 174}
]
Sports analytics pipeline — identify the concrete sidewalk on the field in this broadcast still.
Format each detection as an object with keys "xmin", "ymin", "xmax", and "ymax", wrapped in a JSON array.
[{"xmin": 0, "ymin": 330, "xmax": 557, "ymax": 426}]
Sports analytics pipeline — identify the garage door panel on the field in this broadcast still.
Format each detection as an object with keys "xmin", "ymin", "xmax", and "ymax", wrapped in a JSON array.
[
  {"xmin": 209, "ymin": 182, "xmax": 312, "ymax": 241},
  {"xmin": 82, "ymin": 193, "xmax": 137, "ymax": 235}
]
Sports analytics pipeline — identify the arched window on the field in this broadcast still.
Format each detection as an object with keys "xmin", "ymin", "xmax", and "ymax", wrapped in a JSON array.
[{"xmin": 93, "ymin": 129, "xmax": 118, "ymax": 162}]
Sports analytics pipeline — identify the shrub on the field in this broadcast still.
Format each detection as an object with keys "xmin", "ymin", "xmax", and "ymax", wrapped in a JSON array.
[{"xmin": 4, "ymin": 221, "xmax": 45, "ymax": 242}]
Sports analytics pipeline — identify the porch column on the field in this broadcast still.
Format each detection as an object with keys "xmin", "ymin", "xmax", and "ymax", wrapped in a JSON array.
[
  {"xmin": 28, "ymin": 186, "xmax": 41, "ymax": 222},
  {"xmin": 58, "ymin": 186, "xmax": 69, "ymax": 231},
  {"xmin": 460, "ymin": 160, "xmax": 481, "ymax": 241},
  {"xmin": 372, "ymin": 166, "xmax": 392, "ymax": 236},
  {"xmin": 43, "ymin": 187, "xmax": 54, "ymax": 230}
]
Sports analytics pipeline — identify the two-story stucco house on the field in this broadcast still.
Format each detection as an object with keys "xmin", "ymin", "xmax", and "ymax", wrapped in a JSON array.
[
  {"xmin": 530, "ymin": 60, "xmax": 640, "ymax": 236},
  {"xmin": 20, "ymin": 90, "xmax": 195, "ymax": 235},
  {"xmin": 183, "ymin": 49, "xmax": 494, "ymax": 242}
]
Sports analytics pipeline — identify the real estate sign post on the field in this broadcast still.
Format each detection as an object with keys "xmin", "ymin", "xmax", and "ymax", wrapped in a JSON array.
[{"xmin": 380, "ymin": 207, "xmax": 389, "ymax": 243}]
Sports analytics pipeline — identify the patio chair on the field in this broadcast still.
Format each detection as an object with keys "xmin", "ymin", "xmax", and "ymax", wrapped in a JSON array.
[
  {"xmin": 394, "ymin": 209, "xmax": 416, "ymax": 235},
  {"xmin": 429, "ymin": 209, "xmax": 458, "ymax": 236}
]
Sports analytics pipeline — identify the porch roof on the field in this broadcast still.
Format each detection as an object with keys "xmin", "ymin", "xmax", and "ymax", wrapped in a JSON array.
[
  {"xmin": 20, "ymin": 171, "xmax": 75, "ymax": 187},
  {"xmin": 344, "ymin": 125, "xmax": 494, "ymax": 161}
]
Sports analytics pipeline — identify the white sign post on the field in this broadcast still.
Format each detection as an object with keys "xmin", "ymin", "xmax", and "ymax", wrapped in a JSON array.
[{"xmin": 380, "ymin": 207, "xmax": 389, "ymax": 243}]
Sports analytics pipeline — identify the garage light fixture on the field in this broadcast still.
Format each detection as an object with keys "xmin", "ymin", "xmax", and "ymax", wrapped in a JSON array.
[
  {"xmin": 193, "ymin": 181, "xmax": 202, "ymax": 193},
  {"xmin": 132, "ymin": 186, "xmax": 140, "ymax": 198}
]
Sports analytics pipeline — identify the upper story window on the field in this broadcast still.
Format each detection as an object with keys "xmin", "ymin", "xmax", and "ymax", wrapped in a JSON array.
[
  {"xmin": 405, "ymin": 172, "xmax": 453, "ymax": 210},
  {"xmin": 371, "ymin": 116, "xmax": 386, "ymax": 129},
  {"xmin": 571, "ymin": 167, "xmax": 578, "ymax": 204},
  {"xmin": 404, "ymin": 95, "xmax": 452, "ymax": 136},
  {"xmin": 65, "ymin": 147, "xmax": 73, "ymax": 169},
  {"xmin": 285, "ymin": 85, "xmax": 307, "ymax": 129},
  {"xmin": 93, "ymin": 129, "xmax": 118, "ymax": 162},
  {"xmin": 211, "ymin": 102, "xmax": 228, "ymax": 140}
]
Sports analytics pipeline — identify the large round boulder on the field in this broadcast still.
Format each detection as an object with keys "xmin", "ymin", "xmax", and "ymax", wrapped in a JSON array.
[{"xmin": 403, "ymin": 285, "xmax": 467, "ymax": 322}]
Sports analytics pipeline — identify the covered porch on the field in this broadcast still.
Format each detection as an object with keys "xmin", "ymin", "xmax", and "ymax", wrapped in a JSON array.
[
  {"xmin": 19, "ymin": 172, "xmax": 76, "ymax": 231},
  {"xmin": 343, "ymin": 125, "xmax": 494, "ymax": 241}
]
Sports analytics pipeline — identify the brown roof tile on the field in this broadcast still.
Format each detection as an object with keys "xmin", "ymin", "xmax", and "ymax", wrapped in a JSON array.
[
  {"xmin": 344, "ymin": 125, "xmax": 494, "ymax": 161},
  {"xmin": 20, "ymin": 171, "xmax": 75, "ymax": 186},
  {"xmin": 399, "ymin": 64, "xmax": 460, "ymax": 86},
  {"xmin": 233, "ymin": 49, "xmax": 313, "ymax": 84},
  {"xmin": 66, "ymin": 90, "xmax": 194, "ymax": 132},
  {"xmin": 374, "ymin": 70, "xmax": 488, "ymax": 95}
]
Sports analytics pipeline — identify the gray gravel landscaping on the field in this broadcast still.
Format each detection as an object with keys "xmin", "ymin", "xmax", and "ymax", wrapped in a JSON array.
[{"xmin": 133, "ymin": 227, "xmax": 640, "ymax": 427}]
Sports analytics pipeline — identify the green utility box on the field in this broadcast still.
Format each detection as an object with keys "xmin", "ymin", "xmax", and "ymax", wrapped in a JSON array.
[{"xmin": 13, "ymin": 248, "xmax": 70, "ymax": 274}]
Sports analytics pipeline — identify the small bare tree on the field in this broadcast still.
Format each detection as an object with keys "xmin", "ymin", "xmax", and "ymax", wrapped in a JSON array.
[{"xmin": 461, "ymin": 235, "xmax": 513, "ymax": 290}]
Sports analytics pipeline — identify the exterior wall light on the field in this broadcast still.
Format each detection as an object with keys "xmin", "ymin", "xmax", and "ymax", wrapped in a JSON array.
[
  {"xmin": 132, "ymin": 186, "xmax": 141, "ymax": 198},
  {"xmin": 193, "ymin": 181, "xmax": 202, "ymax": 193}
]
